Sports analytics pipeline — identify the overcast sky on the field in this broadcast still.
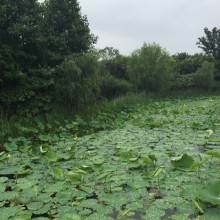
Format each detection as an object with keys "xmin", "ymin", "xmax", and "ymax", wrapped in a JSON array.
[{"xmin": 78, "ymin": 0, "xmax": 220, "ymax": 55}]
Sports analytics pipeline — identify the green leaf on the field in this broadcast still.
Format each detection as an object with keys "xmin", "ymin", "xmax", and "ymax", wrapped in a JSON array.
[
  {"xmin": 171, "ymin": 154, "xmax": 194, "ymax": 168},
  {"xmin": 66, "ymin": 172, "xmax": 83, "ymax": 182},
  {"xmin": 13, "ymin": 212, "xmax": 32, "ymax": 220},
  {"xmin": 196, "ymin": 181, "xmax": 220, "ymax": 205},
  {"xmin": 97, "ymin": 172, "xmax": 111, "ymax": 180},
  {"xmin": 142, "ymin": 155, "xmax": 154, "ymax": 167},
  {"xmin": 44, "ymin": 149, "xmax": 57, "ymax": 162},
  {"xmin": 119, "ymin": 149, "xmax": 133, "ymax": 161},
  {"xmin": 0, "ymin": 177, "xmax": 8, "ymax": 183},
  {"xmin": 51, "ymin": 167, "xmax": 64, "ymax": 178},
  {"xmin": 191, "ymin": 161, "xmax": 204, "ymax": 168},
  {"xmin": 59, "ymin": 213, "xmax": 81, "ymax": 220},
  {"xmin": 40, "ymin": 144, "xmax": 50, "ymax": 153},
  {"xmin": 205, "ymin": 150, "xmax": 220, "ymax": 158},
  {"xmin": 0, "ymin": 152, "xmax": 10, "ymax": 161}
]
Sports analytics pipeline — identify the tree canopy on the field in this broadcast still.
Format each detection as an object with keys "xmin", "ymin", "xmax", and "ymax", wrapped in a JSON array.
[
  {"xmin": 197, "ymin": 27, "xmax": 220, "ymax": 60},
  {"xmin": 0, "ymin": 0, "xmax": 96, "ymax": 113}
]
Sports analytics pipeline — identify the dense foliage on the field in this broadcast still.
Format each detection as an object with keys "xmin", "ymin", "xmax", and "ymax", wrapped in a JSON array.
[
  {"xmin": 128, "ymin": 43, "xmax": 173, "ymax": 92},
  {"xmin": 197, "ymin": 27, "xmax": 220, "ymax": 79},
  {"xmin": 193, "ymin": 62, "xmax": 215, "ymax": 89},
  {"xmin": 0, "ymin": 95, "xmax": 220, "ymax": 219},
  {"xmin": 0, "ymin": 0, "xmax": 96, "ymax": 114},
  {"xmin": 1, "ymin": 2, "xmax": 220, "ymax": 219},
  {"xmin": 172, "ymin": 52, "xmax": 213, "ymax": 75},
  {"xmin": 54, "ymin": 53, "xmax": 99, "ymax": 111}
]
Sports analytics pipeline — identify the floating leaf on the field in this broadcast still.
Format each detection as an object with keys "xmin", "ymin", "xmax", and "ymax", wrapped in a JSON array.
[
  {"xmin": 0, "ymin": 177, "xmax": 8, "ymax": 183},
  {"xmin": 66, "ymin": 172, "xmax": 83, "ymax": 182},
  {"xmin": 0, "ymin": 206, "xmax": 20, "ymax": 219},
  {"xmin": 119, "ymin": 149, "xmax": 133, "ymax": 161},
  {"xmin": 51, "ymin": 167, "xmax": 64, "ymax": 178},
  {"xmin": 59, "ymin": 213, "xmax": 81, "ymax": 220},
  {"xmin": 171, "ymin": 154, "xmax": 194, "ymax": 169},
  {"xmin": 0, "ymin": 167, "xmax": 20, "ymax": 175},
  {"xmin": 93, "ymin": 159, "xmax": 105, "ymax": 166},
  {"xmin": 13, "ymin": 211, "xmax": 32, "ymax": 220},
  {"xmin": 142, "ymin": 155, "xmax": 154, "ymax": 167},
  {"xmin": 44, "ymin": 149, "xmax": 58, "ymax": 162},
  {"xmin": 27, "ymin": 201, "xmax": 44, "ymax": 211}
]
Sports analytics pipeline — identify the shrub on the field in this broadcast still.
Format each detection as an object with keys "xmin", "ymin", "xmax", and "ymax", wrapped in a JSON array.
[
  {"xmin": 128, "ymin": 43, "xmax": 173, "ymax": 92},
  {"xmin": 170, "ymin": 74, "xmax": 195, "ymax": 90},
  {"xmin": 172, "ymin": 53, "xmax": 213, "ymax": 75},
  {"xmin": 103, "ymin": 55, "xmax": 129, "ymax": 80},
  {"xmin": 193, "ymin": 62, "xmax": 215, "ymax": 89},
  {"xmin": 99, "ymin": 72, "xmax": 135, "ymax": 99}
]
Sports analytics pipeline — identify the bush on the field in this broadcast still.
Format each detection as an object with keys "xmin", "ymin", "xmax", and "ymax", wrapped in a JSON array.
[
  {"xmin": 99, "ymin": 72, "xmax": 135, "ymax": 99},
  {"xmin": 103, "ymin": 55, "xmax": 129, "ymax": 80},
  {"xmin": 193, "ymin": 62, "xmax": 215, "ymax": 89},
  {"xmin": 170, "ymin": 74, "xmax": 195, "ymax": 90},
  {"xmin": 128, "ymin": 43, "xmax": 173, "ymax": 92},
  {"xmin": 172, "ymin": 53, "xmax": 213, "ymax": 75}
]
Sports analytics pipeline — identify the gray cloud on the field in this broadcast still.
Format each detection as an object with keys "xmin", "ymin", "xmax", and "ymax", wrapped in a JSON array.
[{"xmin": 79, "ymin": 0, "xmax": 220, "ymax": 55}]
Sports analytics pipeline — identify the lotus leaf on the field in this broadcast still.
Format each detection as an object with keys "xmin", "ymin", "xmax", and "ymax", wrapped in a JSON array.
[
  {"xmin": 196, "ymin": 181, "xmax": 220, "ymax": 205},
  {"xmin": 171, "ymin": 154, "xmax": 194, "ymax": 168}
]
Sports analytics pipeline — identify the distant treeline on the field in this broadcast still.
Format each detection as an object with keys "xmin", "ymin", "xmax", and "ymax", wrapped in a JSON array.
[{"xmin": 1, "ymin": 0, "xmax": 220, "ymax": 116}]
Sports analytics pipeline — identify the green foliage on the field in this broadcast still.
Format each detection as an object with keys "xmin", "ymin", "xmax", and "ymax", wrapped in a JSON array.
[
  {"xmin": 0, "ymin": 0, "xmax": 96, "ymax": 115},
  {"xmin": 98, "ymin": 46, "xmax": 119, "ymax": 60},
  {"xmin": 197, "ymin": 27, "xmax": 220, "ymax": 78},
  {"xmin": 170, "ymin": 74, "xmax": 195, "ymax": 90},
  {"xmin": 193, "ymin": 62, "xmax": 215, "ymax": 89},
  {"xmin": 99, "ymin": 47, "xmax": 129, "ymax": 80},
  {"xmin": 197, "ymin": 27, "xmax": 220, "ymax": 60},
  {"xmin": 0, "ymin": 0, "xmax": 45, "ymax": 71},
  {"xmin": 43, "ymin": 0, "xmax": 97, "ymax": 66},
  {"xmin": 0, "ymin": 95, "xmax": 220, "ymax": 219},
  {"xmin": 99, "ymin": 72, "xmax": 135, "ymax": 99},
  {"xmin": 196, "ymin": 181, "xmax": 220, "ymax": 205},
  {"xmin": 171, "ymin": 154, "xmax": 194, "ymax": 169},
  {"xmin": 173, "ymin": 53, "xmax": 213, "ymax": 75},
  {"xmin": 128, "ymin": 43, "xmax": 173, "ymax": 92},
  {"xmin": 55, "ymin": 53, "xmax": 99, "ymax": 110}
]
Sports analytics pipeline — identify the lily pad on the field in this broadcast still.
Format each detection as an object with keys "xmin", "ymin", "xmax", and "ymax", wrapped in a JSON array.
[
  {"xmin": 171, "ymin": 154, "xmax": 194, "ymax": 169},
  {"xmin": 196, "ymin": 181, "xmax": 220, "ymax": 205}
]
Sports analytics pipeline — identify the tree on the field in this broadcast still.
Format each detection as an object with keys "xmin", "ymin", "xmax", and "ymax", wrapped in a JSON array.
[
  {"xmin": 197, "ymin": 27, "xmax": 220, "ymax": 79},
  {"xmin": 0, "ymin": 0, "xmax": 97, "ymax": 114},
  {"xmin": 0, "ymin": 0, "xmax": 45, "ymax": 71},
  {"xmin": 98, "ymin": 47, "xmax": 119, "ymax": 60},
  {"xmin": 0, "ymin": 0, "xmax": 46, "ymax": 112},
  {"xmin": 98, "ymin": 47, "xmax": 129, "ymax": 80},
  {"xmin": 172, "ymin": 53, "xmax": 213, "ymax": 75},
  {"xmin": 197, "ymin": 27, "xmax": 220, "ymax": 59},
  {"xmin": 128, "ymin": 43, "xmax": 173, "ymax": 92},
  {"xmin": 43, "ymin": 0, "xmax": 97, "ymax": 66},
  {"xmin": 193, "ymin": 62, "xmax": 215, "ymax": 89}
]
